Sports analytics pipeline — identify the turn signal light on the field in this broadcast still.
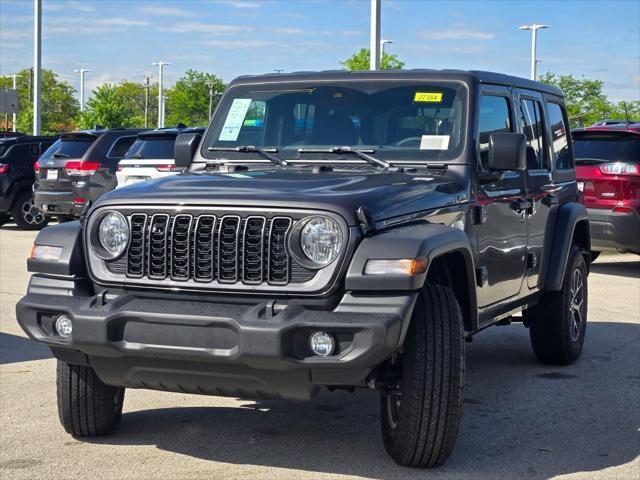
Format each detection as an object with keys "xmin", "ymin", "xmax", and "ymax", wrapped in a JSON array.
[
  {"xmin": 34, "ymin": 161, "xmax": 40, "ymax": 172},
  {"xmin": 64, "ymin": 160, "xmax": 100, "ymax": 176},
  {"xmin": 155, "ymin": 163, "xmax": 176, "ymax": 172},
  {"xmin": 599, "ymin": 162, "xmax": 639, "ymax": 176},
  {"xmin": 364, "ymin": 257, "xmax": 429, "ymax": 276},
  {"xmin": 0, "ymin": 163, "xmax": 9, "ymax": 174}
]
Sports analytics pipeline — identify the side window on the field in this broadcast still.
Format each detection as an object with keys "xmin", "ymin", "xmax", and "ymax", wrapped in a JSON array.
[
  {"xmin": 7, "ymin": 144, "xmax": 29, "ymax": 163},
  {"xmin": 107, "ymin": 136, "xmax": 136, "ymax": 159},
  {"xmin": 519, "ymin": 98, "xmax": 548, "ymax": 170},
  {"xmin": 547, "ymin": 102, "xmax": 572, "ymax": 170},
  {"xmin": 29, "ymin": 143, "xmax": 40, "ymax": 157},
  {"xmin": 478, "ymin": 95, "xmax": 512, "ymax": 170}
]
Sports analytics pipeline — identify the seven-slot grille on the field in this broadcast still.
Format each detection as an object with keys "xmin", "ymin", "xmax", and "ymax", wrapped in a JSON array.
[{"xmin": 124, "ymin": 213, "xmax": 295, "ymax": 285}]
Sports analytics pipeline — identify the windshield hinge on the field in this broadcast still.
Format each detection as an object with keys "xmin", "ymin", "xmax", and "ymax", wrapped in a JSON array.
[{"xmin": 356, "ymin": 206, "xmax": 376, "ymax": 236}]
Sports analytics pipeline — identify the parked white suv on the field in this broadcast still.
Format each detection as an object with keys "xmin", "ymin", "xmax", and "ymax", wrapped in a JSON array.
[{"xmin": 116, "ymin": 126, "xmax": 205, "ymax": 188}]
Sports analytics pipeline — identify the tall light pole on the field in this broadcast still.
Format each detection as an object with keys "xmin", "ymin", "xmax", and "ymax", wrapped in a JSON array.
[
  {"xmin": 519, "ymin": 24, "xmax": 549, "ymax": 80},
  {"xmin": 5, "ymin": 74, "xmax": 20, "ymax": 132},
  {"xmin": 74, "ymin": 68, "xmax": 91, "ymax": 112},
  {"xmin": 33, "ymin": 0, "xmax": 42, "ymax": 135},
  {"xmin": 369, "ymin": 0, "xmax": 381, "ymax": 70},
  {"xmin": 380, "ymin": 39, "xmax": 395, "ymax": 66},
  {"xmin": 142, "ymin": 75, "xmax": 152, "ymax": 128},
  {"xmin": 205, "ymin": 81, "xmax": 218, "ymax": 120},
  {"xmin": 152, "ymin": 62, "xmax": 169, "ymax": 128}
]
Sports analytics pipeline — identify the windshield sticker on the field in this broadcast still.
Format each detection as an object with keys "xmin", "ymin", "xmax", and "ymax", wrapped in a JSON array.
[
  {"xmin": 219, "ymin": 98, "xmax": 252, "ymax": 141},
  {"xmin": 414, "ymin": 92, "xmax": 443, "ymax": 103},
  {"xmin": 420, "ymin": 135, "xmax": 450, "ymax": 150}
]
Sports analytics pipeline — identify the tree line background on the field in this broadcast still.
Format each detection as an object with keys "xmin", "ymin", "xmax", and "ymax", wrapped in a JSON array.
[{"xmin": 0, "ymin": 49, "xmax": 637, "ymax": 136}]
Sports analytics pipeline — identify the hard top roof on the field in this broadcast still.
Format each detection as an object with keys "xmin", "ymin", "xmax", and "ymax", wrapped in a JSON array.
[
  {"xmin": 139, "ymin": 126, "xmax": 206, "ymax": 138},
  {"xmin": 229, "ymin": 69, "xmax": 564, "ymax": 97},
  {"xmin": 60, "ymin": 127, "xmax": 149, "ymax": 138},
  {"xmin": 0, "ymin": 134, "xmax": 58, "ymax": 144},
  {"xmin": 573, "ymin": 124, "xmax": 640, "ymax": 136}
]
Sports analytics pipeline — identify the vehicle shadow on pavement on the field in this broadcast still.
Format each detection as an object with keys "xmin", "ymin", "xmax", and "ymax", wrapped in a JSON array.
[
  {"xmin": 0, "ymin": 332, "xmax": 52, "ymax": 364},
  {"xmin": 590, "ymin": 259, "xmax": 639, "ymax": 279},
  {"xmin": 86, "ymin": 321, "xmax": 640, "ymax": 480}
]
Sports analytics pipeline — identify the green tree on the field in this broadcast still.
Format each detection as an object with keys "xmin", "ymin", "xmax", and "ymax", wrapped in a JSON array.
[
  {"xmin": 0, "ymin": 68, "xmax": 79, "ymax": 134},
  {"xmin": 341, "ymin": 48, "xmax": 405, "ymax": 71},
  {"xmin": 539, "ymin": 72, "xmax": 611, "ymax": 127},
  {"xmin": 164, "ymin": 70, "xmax": 226, "ymax": 127},
  {"xmin": 78, "ymin": 84, "xmax": 135, "ymax": 129}
]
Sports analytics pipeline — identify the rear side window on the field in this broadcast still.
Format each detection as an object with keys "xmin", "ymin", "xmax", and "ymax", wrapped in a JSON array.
[
  {"xmin": 478, "ymin": 95, "xmax": 512, "ymax": 170},
  {"xmin": 547, "ymin": 103, "xmax": 572, "ymax": 170},
  {"xmin": 124, "ymin": 137, "xmax": 176, "ymax": 160},
  {"xmin": 40, "ymin": 138, "xmax": 94, "ymax": 161},
  {"xmin": 30, "ymin": 144, "xmax": 40, "ymax": 157},
  {"xmin": 4, "ymin": 144, "xmax": 29, "ymax": 163},
  {"xmin": 107, "ymin": 136, "xmax": 136, "ymax": 158},
  {"xmin": 519, "ymin": 98, "xmax": 547, "ymax": 170}
]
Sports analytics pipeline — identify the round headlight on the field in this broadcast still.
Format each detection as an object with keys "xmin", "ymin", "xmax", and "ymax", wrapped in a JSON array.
[
  {"xmin": 96, "ymin": 211, "xmax": 129, "ymax": 259},
  {"xmin": 300, "ymin": 216, "xmax": 342, "ymax": 266}
]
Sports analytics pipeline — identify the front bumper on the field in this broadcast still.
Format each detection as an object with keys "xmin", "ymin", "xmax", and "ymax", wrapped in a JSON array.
[
  {"xmin": 16, "ymin": 275, "xmax": 417, "ymax": 400},
  {"xmin": 587, "ymin": 207, "xmax": 640, "ymax": 254},
  {"xmin": 33, "ymin": 190, "xmax": 86, "ymax": 217}
]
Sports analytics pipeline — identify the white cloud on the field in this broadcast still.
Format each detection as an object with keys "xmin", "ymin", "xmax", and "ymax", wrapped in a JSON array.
[
  {"xmin": 96, "ymin": 18, "xmax": 149, "ymax": 27},
  {"xmin": 159, "ymin": 21, "xmax": 252, "ymax": 34},
  {"xmin": 215, "ymin": 0, "xmax": 262, "ymax": 8},
  {"xmin": 269, "ymin": 27, "xmax": 305, "ymax": 35},
  {"xmin": 137, "ymin": 6, "xmax": 194, "ymax": 17},
  {"xmin": 342, "ymin": 30, "xmax": 364, "ymax": 36},
  {"xmin": 202, "ymin": 39, "xmax": 284, "ymax": 49},
  {"xmin": 420, "ymin": 29, "xmax": 494, "ymax": 41},
  {"xmin": 44, "ymin": 1, "xmax": 95, "ymax": 12}
]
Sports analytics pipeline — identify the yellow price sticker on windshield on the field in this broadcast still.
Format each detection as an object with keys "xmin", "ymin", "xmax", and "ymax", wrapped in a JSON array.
[{"xmin": 414, "ymin": 92, "xmax": 443, "ymax": 103}]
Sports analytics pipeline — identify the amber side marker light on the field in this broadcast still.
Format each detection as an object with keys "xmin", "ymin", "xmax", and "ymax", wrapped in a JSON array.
[
  {"xmin": 364, "ymin": 257, "xmax": 428, "ymax": 276},
  {"xmin": 30, "ymin": 245, "xmax": 63, "ymax": 261}
]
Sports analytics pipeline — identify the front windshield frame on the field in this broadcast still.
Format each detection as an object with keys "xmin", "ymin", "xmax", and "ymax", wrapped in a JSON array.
[{"xmin": 200, "ymin": 79, "xmax": 469, "ymax": 164}]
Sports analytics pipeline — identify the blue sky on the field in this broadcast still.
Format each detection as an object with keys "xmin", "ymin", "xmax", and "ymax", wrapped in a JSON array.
[{"xmin": 1, "ymin": 0, "xmax": 638, "ymax": 102}]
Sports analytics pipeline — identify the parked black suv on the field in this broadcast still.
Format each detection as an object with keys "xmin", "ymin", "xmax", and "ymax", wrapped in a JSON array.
[
  {"xmin": 0, "ymin": 134, "xmax": 57, "ymax": 229},
  {"xmin": 33, "ymin": 128, "xmax": 148, "ymax": 220},
  {"xmin": 17, "ymin": 70, "xmax": 590, "ymax": 468}
]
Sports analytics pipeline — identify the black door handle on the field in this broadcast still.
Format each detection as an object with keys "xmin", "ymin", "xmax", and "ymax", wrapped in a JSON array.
[
  {"xmin": 541, "ymin": 194, "xmax": 558, "ymax": 207},
  {"xmin": 510, "ymin": 198, "xmax": 532, "ymax": 212}
]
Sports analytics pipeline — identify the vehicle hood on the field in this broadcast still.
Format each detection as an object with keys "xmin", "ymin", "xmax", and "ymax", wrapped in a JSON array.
[{"xmin": 95, "ymin": 167, "xmax": 467, "ymax": 224}]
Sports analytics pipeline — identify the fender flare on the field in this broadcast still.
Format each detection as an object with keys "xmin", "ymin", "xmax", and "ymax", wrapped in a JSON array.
[
  {"xmin": 345, "ymin": 223, "xmax": 478, "ymax": 330},
  {"xmin": 27, "ymin": 220, "xmax": 85, "ymax": 276},
  {"xmin": 544, "ymin": 202, "xmax": 590, "ymax": 291}
]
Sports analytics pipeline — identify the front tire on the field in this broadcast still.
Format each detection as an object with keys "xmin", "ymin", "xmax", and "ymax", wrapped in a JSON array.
[
  {"xmin": 525, "ymin": 246, "xmax": 588, "ymax": 365},
  {"xmin": 57, "ymin": 361, "xmax": 125, "ymax": 436},
  {"xmin": 11, "ymin": 190, "xmax": 49, "ymax": 230},
  {"xmin": 381, "ymin": 284, "xmax": 465, "ymax": 468}
]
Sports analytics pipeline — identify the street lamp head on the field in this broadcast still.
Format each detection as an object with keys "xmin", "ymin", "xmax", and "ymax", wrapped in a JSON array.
[{"xmin": 519, "ymin": 24, "xmax": 550, "ymax": 31}]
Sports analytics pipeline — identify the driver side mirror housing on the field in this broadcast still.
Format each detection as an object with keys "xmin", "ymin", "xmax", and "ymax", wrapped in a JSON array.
[
  {"xmin": 488, "ymin": 132, "xmax": 526, "ymax": 172},
  {"xmin": 174, "ymin": 132, "xmax": 202, "ymax": 169}
]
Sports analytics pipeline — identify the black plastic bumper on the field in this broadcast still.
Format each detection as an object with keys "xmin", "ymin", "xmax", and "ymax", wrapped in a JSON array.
[
  {"xmin": 16, "ymin": 275, "xmax": 417, "ymax": 400},
  {"xmin": 33, "ymin": 190, "xmax": 85, "ymax": 217},
  {"xmin": 588, "ymin": 208, "xmax": 640, "ymax": 254}
]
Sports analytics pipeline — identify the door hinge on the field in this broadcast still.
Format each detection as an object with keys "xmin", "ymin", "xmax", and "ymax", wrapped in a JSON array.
[
  {"xmin": 472, "ymin": 205, "xmax": 487, "ymax": 225},
  {"xmin": 476, "ymin": 266, "xmax": 488, "ymax": 287}
]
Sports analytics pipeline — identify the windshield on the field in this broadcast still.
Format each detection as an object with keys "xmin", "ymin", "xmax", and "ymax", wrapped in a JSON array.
[
  {"xmin": 124, "ymin": 136, "xmax": 176, "ymax": 159},
  {"xmin": 573, "ymin": 134, "xmax": 640, "ymax": 162},
  {"xmin": 40, "ymin": 138, "xmax": 94, "ymax": 160},
  {"xmin": 202, "ymin": 81, "xmax": 467, "ymax": 162}
]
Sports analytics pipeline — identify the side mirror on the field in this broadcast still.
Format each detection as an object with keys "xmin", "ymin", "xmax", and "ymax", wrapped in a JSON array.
[
  {"xmin": 488, "ymin": 132, "xmax": 526, "ymax": 171},
  {"xmin": 174, "ymin": 132, "xmax": 202, "ymax": 169}
]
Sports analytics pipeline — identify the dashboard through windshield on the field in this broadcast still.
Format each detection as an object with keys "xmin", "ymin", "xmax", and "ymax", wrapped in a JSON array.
[{"xmin": 202, "ymin": 81, "xmax": 467, "ymax": 163}]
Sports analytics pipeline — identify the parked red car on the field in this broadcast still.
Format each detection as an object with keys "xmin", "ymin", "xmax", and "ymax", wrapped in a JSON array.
[{"xmin": 573, "ymin": 123, "xmax": 640, "ymax": 256}]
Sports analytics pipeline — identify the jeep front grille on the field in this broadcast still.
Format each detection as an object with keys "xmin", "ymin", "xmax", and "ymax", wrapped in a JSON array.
[{"xmin": 121, "ymin": 212, "xmax": 300, "ymax": 286}]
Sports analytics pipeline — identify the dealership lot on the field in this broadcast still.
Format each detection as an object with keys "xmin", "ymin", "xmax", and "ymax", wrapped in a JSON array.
[{"xmin": 0, "ymin": 225, "xmax": 638, "ymax": 480}]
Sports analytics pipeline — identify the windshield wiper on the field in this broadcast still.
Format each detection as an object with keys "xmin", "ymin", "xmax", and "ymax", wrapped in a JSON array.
[
  {"xmin": 207, "ymin": 146, "xmax": 288, "ymax": 166},
  {"xmin": 130, "ymin": 154, "xmax": 144, "ymax": 159},
  {"xmin": 52, "ymin": 153, "xmax": 70, "ymax": 158},
  {"xmin": 298, "ymin": 146, "xmax": 389, "ymax": 169}
]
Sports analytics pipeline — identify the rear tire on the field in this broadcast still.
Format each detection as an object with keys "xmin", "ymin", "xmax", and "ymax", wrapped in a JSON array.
[
  {"xmin": 57, "ymin": 361, "xmax": 125, "ymax": 436},
  {"xmin": 11, "ymin": 190, "xmax": 49, "ymax": 230},
  {"xmin": 381, "ymin": 284, "xmax": 465, "ymax": 468},
  {"xmin": 524, "ymin": 246, "xmax": 588, "ymax": 365}
]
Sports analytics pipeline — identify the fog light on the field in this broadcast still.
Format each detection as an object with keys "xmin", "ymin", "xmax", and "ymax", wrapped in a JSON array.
[
  {"xmin": 309, "ymin": 331, "xmax": 335, "ymax": 357},
  {"xmin": 54, "ymin": 315, "xmax": 73, "ymax": 338}
]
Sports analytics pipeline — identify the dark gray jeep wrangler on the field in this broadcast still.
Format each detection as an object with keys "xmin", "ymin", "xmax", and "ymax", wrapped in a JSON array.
[{"xmin": 17, "ymin": 70, "xmax": 590, "ymax": 468}]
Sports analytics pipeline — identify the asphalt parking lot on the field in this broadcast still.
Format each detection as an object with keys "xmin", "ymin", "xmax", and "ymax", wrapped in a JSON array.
[{"xmin": 0, "ymin": 224, "xmax": 638, "ymax": 480}]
